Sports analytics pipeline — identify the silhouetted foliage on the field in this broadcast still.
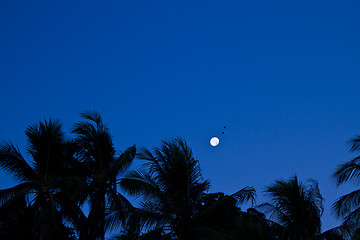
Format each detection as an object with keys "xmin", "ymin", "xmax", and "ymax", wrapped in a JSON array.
[
  {"xmin": 71, "ymin": 111, "xmax": 136, "ymax": 240},
  {"xmin": 0, "ymin": 113, "xmax": 354, "ymax": 240},
  {"xmin": 258, "ymin": 176, "xmax": 346, "ymax": 240},
  {"xmin": 118, "ymin": 138, "xmax": 255, "ymax": 240},
  {"xmin": 333, "ymin": 135, "xmax": 360, "ymax": 237},
  {"xmin": 228, "ymin": 208, "xmax": 282, "ymax": 240},
  {"xmin": 0, "ymin": 196, "xmax": 39, "ymax": 240},
  {"xmin": 0, "ymin": 119, "xmax": 78, "ymax": 240}
]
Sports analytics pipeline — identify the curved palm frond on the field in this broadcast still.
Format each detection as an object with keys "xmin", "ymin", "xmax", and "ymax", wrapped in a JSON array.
[
  {"xmin": 233, "ymin": 186, "xmax": 256, "ymax": 205},
  {"xmin": 317, "ymin": 225, "xmax": 350, "ymax": 240},
  {"xmin": 105, "ymin": 188, "xmax": 135, "ymax": 232},
  {"xmin": 109, "ymin": 146, "xmax": 136, "ymax": 178},
  {"xmin": 332, "ymin": 135, "xmax": 360, "ymax": 237},
  {"xmin": 0, "ymin": 141, "xmax": 37, "ymax": 182},
  {"xmin": 256, "ymin": 202, "xmax": 290, "ymax": 226},
  {"xmin": 341, "ymin": 207, "xmax": 360, "ymax": 231},
  {"xmin": 57, "ymin": 195, "xmax": 87, "ymax": 235},
  {"xmin": 0, "ymin": 182, "xmax": 33, "ymax": 207},
  {"xmin": 120, "ymin": 169, "xmax": 163, "ymax": 201},
  {"xmin": 259, "ymin": 176, "xmax": 324, "ymax": 239},
  {"xmin": 349, "ymin": 136, "xmax": 360, "ymax": 152},
  {"xmin": 333, "ymin": 157, "xmax": 360, "ymax": 186},
  {"xmin": 333, "ymin": 189, "xmax": 360, "ymax": 218},
  {"xmin": 80, "ymin": 111, "xmax": 104, "ymax": 128}
]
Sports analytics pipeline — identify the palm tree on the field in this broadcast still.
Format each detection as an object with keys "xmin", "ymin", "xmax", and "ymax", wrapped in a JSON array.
[
  {"xmin": 71, "ymin": 111, "xmax": 136, "ymax": 240},
  {"xmin": 117, "ymin": 137, "xmax": 255, "ymax": 240},
  {"xmin": 333, "ymin": 135, "xmax": 360, "ymax": 236},
  {"xmin": 258, "ymin": 176, "xmax": 345, "ymax": 240},
  {"xmin": 0, "ymin": 119, "xmax": 77, "ymax": 240}
]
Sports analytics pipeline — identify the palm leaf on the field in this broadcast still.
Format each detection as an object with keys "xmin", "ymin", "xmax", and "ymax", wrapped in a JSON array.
[
  {"xmin": 109, "ymin": 146, "xmax": 136, "ymax": 178},
  {"xmin": 341, "ymin": 207, "xmax": 360, "ymax": 232},
  {"xmin": 259, "ymin": 176, "xmax": 323, "ymax": 238},
  {"xmin": 0, "ymin": 182, "xmax": 32, "ymax": 206},
  {"xmin": 332, "ymin": 189, "xmax": 360, "ymax": 217},
  {"xmin": 317, "ymin": 225, "xmax": 350, "ymax": 240},
  {"xmin": 119, "ymin": 169, "xmax": 162, "ymax": 201},
  {"xmin": 256, "ymin": 202, "xmax": 290, "ymax": 226},
  {"xmin": 333, "ymin": 157, "xmax": 360, "ymax": 186},
  {"xmin": 105, "ymin": 188, "xmax": 134, "ymax": 231},
  {"xmin": 0, "ymin": 141, "xmax": 36, "ymax": 182},
  {"xmin": 349, "ymin": 136, "xmax": 360, "ymax": 152}
]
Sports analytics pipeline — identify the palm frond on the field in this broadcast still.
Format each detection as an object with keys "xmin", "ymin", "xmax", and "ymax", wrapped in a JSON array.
[
  {"xmin": 105, "ymin": 188, "xmax": 134, "ymax": 231},
  {"xmin": 333, "ymin": 157, "xmax": 360, "ymax": 186},
  {"xmin": 109, "ymin": 146, "xmax": 136, "ymax": 178},
  {"xmin": 25, "ymin": 119, "xmax": 70, "ymax": 177},
  {"xmin": 107, "ymin": 188, "xmax": 133, "ymax": 210},
  {"xmin": 260, "ymin": 176, "xmax": 323, "ymax": 238},
  {"xmin": 119, "ymin": 169, "xmax": 162, "ymax": 201},
  {"xmin": 0, "ymin": 183, "xmax": 33, "ymax": 218},
  {"xmin": 106, "ymin": 207, "xmax": 133, "ymax": 233},
  {"xmin": 305, "ymin": 179, "xmax": 324, "ymax": 215},
  {"xmin": 332, "ymin": 189, "xmax": 360, "ymax": 217},
  {"xmin": 79, "ymin": 110, "xmax": 104, "ymax": 129},
  {"xmin": 341, "ymin": 207, "xmax": 360, "ymax": 231},
  {"xmin": 0, "ymin": 141, "xmax": 36, "ymax": 182},
  {"xmin": 348, "ymin": 136, "xmax": 360, "ymax": 152},
  {"xmin": 256, "ymin": 202, "xmax": 289, "ymax": 226},
  {"xmin": 0, "ymin": 182, "xmax": 32, "ymax": 206},
  {"xmin": 317, "ymin": 225, "xmax": 350, "ymax": 240},
  {"xmin": 232, "ymin": 186, "xmax": 256, "ymax": 205},
  {"xmin": 138, "ymin": 147, "xmax": 169, "ymax": 181},
  {"xmin": 131, "ymin": 208, "xmax": 169, "ymax": 231},
  {"xmin": 56, "ymin": 193, "xmax": 87, "ymax": 234},
  {"xmin": 189, "ymin": 180, "xmax": 211, "ymax": 201}
]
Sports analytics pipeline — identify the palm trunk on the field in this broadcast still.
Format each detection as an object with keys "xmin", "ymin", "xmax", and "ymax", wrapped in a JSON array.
[
  {"xmin": 39, "ymin": 194, "xmax": 50, "ymax": 240},
  {"xmin": 40, "ymin": 223, "xmax": 46, "ymax": 240},
  {"xmin": 99, "ymin": 185, "xmax": 106, "ymax": 240}
]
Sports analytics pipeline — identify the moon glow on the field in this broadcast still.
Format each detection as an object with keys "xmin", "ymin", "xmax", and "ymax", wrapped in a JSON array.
[{"xmin": 210, "ymin": 137, "xmax": 219, "ymax": 146}]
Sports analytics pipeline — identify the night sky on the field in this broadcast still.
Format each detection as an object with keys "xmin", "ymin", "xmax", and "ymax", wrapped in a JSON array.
[{"xmin": 1, "ymin": 0, "xmax": 360, "ymax": 231}]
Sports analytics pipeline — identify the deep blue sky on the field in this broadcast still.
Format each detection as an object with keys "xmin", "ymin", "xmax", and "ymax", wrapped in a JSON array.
[{"xmin": 1, "ymin": 0, "xmax": 360, "ymax": 231}]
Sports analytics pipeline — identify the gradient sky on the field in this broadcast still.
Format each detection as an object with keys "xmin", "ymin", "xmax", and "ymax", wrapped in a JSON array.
[{"xmin": 1, "ymin": 0, "xmax": 360, "ymax": 231}]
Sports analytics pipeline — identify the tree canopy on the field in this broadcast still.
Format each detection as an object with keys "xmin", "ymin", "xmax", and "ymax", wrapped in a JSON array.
[{"xmin": 0, "ymin": 112, "xmax": 358, "ymax": 240}]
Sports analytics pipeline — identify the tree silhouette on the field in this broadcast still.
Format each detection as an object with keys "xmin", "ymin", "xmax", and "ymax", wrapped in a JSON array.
[
  {"xmin": 258, "ymin": 176, "xmax": 345, "ymax": 240},
  {"xmin": 117, "ymin": 137, "xmax": 255, "ymax": 240},
  {"xmin": 71, "ymin": 111, "xmax": 136, "ymax": 240},
  {"xmin": 333, "ymin": 135, "xmax": 360, "ymax": 237},
  {"xmin": 2, "ymin": 113, "xmax": 356, "ymax": 240},
  {"xmin": 0, "ymin": 119, "xmax": 77, "ymax": 240},
  {"xmin": 227, "ymin": 208, "xmax": 282, "ymax": 240}
]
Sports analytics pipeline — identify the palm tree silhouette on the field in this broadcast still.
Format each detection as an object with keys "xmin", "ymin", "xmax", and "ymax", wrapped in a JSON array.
[
  {"xmin": 117, "ymin": 137, "xmax": 255, "ymax": 240},
  {"xmin": 0, "ymin": 119, "xmax": 77, "ymax": 240},
  {"xmin": 71, "ymin": 111, "xmax": 136, "ymax": 240},
  {"xmin": 333, "ymin": 135, "xmax": 360, "ymax": 237},
  {"xmin": 258, "ymin": 176, "xmax": 345, "ymax": 240}
]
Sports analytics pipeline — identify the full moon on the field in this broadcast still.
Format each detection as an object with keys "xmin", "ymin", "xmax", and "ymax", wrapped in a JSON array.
[{"xmin": 210, "ymin": 137, "xmax": 219, "ymax": 146}]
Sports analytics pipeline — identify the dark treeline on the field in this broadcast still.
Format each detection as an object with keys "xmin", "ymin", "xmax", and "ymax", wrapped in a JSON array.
[{"xmin": 0, "ymin": 111, "xmax": 359, "ymax": 240}]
